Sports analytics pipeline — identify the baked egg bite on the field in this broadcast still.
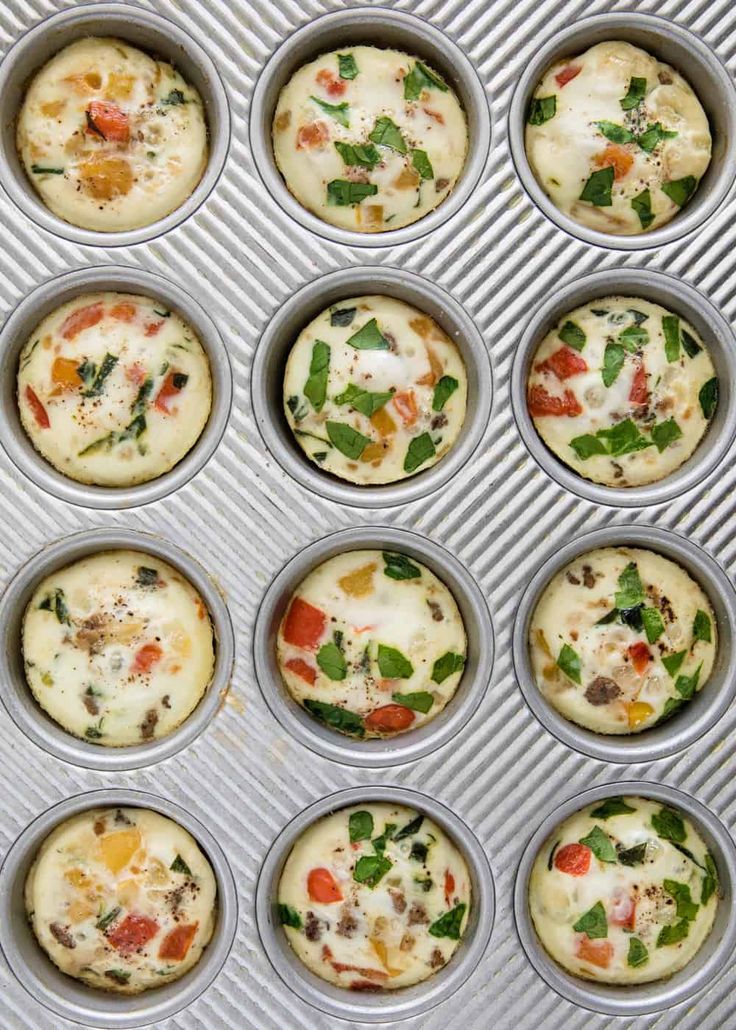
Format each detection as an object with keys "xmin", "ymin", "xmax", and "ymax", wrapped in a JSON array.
[
  {"xmin": 526, "ymin": 296, "xmax": 717, "ymax": 488},
  {"xmin": 529, "ymin": 796, "xmax": 718, "ymax": 984},
  {"xmin": 283, "ymin": 296, "xmax": 467, "ymax": 485},
  {"xmin": 17, "ymin": 37, "xmax": 208, "ymax": 232},
  {"xmin": 278, "ymin": 802, "xmax": 470, "ymax": 989},
  {"xmin": 276, "ymin": 550, "xmax": 467, "ymax": 738},
  {"xmin": 529, "ymin": 546, "xmax": 716, "ymax": 735},
  {"xmin": 25, "ymin": 806, "xmax": 217, "ymax": 993},
  {"xmin": 22, "ymin": 550, "xmax": 216, "ymax": 747},
  {"xmin": 17, "ymin": 291, "xmax": 212, "ymax": 487},
  {"xmin": 525, "ymin": 41, "xmax": 711, "ymax": 235},
  {"xmin": 272, "ymin": 46, "xmax": 468, "ymax": 232}
]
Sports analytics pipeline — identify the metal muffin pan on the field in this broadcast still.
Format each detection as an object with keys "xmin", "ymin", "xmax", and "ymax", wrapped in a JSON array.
[
  {"xmin": 255, "ymin": 784, "xmax": 495, "ymax": 1023},
  {"xmin": 508, "ymin": 12, "xmax": 736, "ymax": 251},
  {"xmin": 512, "ymin": 525, "xmax": 736, "ymax": 765},
  {"xmin": 253, "ymin": 526, "xmax": 493, "ymax": 767},
  {"xmin": 249, "ymin": 5, "xmax": 491, "ymax": 249},
  {"xmin": 0, "ymin": 527, "xmax": 235, "ymax": 772},
  {"xmin": 510, "ymin": 267, "xmax": 736, "ymax": 508},
  {"xmin": 0, "ymin": 787, "xmax": 238, "ymax": 1029},
  {"xmin": 251, "ymin": 265, "xmax": 492, "ymax": 508},
  {"xmin": 513, "ymin": 780, "xmax": 736, "ymax": 1016},
  {"xmin": 0, "ymin": 265, "xmax": 233, "ymax": 509},
  {"xmin": 0, "ymin": 2, "xmax": 231, "ymax": 248}
]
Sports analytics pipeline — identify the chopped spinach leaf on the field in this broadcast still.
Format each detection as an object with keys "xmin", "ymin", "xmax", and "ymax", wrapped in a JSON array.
[
  {"xmin": 693, "ymin": 609, "xmax": 712, "ymax": 643},
  {"xmin": 38, "ymin": 587, "xmax": 71, "ymax": 625},
  {"xmin": 620, "ymin": 76, "xmax": 647, "ymax": 110},
  {"xmin": 303, "ymin": 699, "xmax": 365, "ymax": 736},
  {"xmin": 602, "ymin": 341, "xmax": 625, "ymax": 387},
  {"xmin": 617, "ymin": 841, "xmax": 649, "ymax": 866},
  {"xmin": 80, "ymin": 353, "xmax": 118, "ymax": 397},
  {"xmin": 277, "ymin": 903, "xmax": 302, "ymax": 929},
  {"xmin": 650, "ymin": 417, "xmax": 683, "ymax": 453},
  {"xmin": 615, "ymin": 562, "xmax": 645, "ymax": 610},
  {"xmin": 702, "ymin": 853, "xmax": 718, "ymax": 905},
  {"xmin": 674, "ymin": 663, "xmax": 701, "ymax": 700},
  {"xmin": 662, "ymin": 651, "xmax": 686, "ymax": 678},
  {"xmin": 334, "ymin": 141, "xmax": 381, "ymax": 168},
  {"xmin": 330, "ymin": 307, "xmax": 356, "ymax": 327},
  {"xmin": 636, "ymin": 121, "xmax": 678, "ymax": 153},
  {"xmin": 432, "ymin": 375, "xmax": 459, "ymax": 411},
  {"xmin": 325, "ymin": 421, "xmax": 370, "ymax": 459},
  {"xmin": 368, "ymin": 116, "xmax": 407, "ymax": 154},
  {"xmin": 631, "ymin": 187, "xmax": 655, "ymax": 230},
  {"xmin": 628, "ymin": 937, "xmax": 649, "ymax": 967},
  {"xmin": 96, "ymin": 906, "xmax": 121, "ymax": 931},
  {"xmin": 699, "ymin": 377, "xmax": 718, "ymax": 420},
  {"xmin": 404, "ymin": 432, "xmax": 436, "ymax": 473},
  {"xmin": 31, "ymin": 164, "xmax": 64, "ymax": 174},
  {"xmin": 316, "ymin": 641, "xmax": 347, "ymax": 680},
  {"xmin": 528, "ymin": 95, "xmax": 557, "ymax": 125},
  {"xmin": 304, "ymin": 340, "xmax": 329, "ymax": 412},
  {"xmin": 404, "ymin": 61, "xmax": 449, "ymax": 101},
  {"xmin": 310, "ymin": 95, "xmax": 350, "ymax": 127},
  {"xmin": 394, "ymin": 814, "xmax": 424, "ymax": 840},
  {"xmin": 429, "ymin": 903, "xmax": 466, "ymax": 940},
  {"xmin": 580, "ymin": 166, "xmax": 614, "ymax": 206},
  {"xmin": 663, "ymin": 879, "xmax": 699, "ymax": 921},
  {"xmin": 573, "ymin": 901, "xmax": 608, "ymax": 939},
  {"xmin": 411, "ymin": 148, "xmax": 434, "ymax": 180},
  {"xmin": 641, "ymin": 606, "xmax": 665, "ymax": 644},
  {"xmin": 570, "ymin": 434, "xmax": 608, "ymax": 460},
  {"xmin": 392, "ymin": 691, "xmax": 434, "ymax": 713},
  {"xmin": 618, "ymin": 324, "xmax": 649, "ymax": 350},
  {"xmin": 349, "ymin": 810, "xmax": 374, "ymax": 843},
  {"xmin": 559, "ymin": 320, "xmax": 586, "ymax": 351},
  {"xmin": 596, "ymin": 120, "xmax": 634, "ymax": 144},
  {"xmin": 681, "ymin": 329, "xmax": 702, "ymax": 358},
  {"xmin": 161, "ymin": 89, "xmax": 187, "ymax": 106},
  {"xmin": 431, "ymin": 651, "xmax": 465, "ymax": 684},
  {"xmin": 338, "ymin": 52, "xmax": 358, "ymax": 79},
  {"xmin": 327, "ymin": 180, "xmax": 378, "ymax": 206},
  {"xmin": 662, "ymin": 176, "xmax": 697, "ymax": 207},
  {"xmin": 652, "ymin": 806, "xmax": 686, "ymax": 843},
  {"xmin": 377, "ymin": 644, "xmax": 414, "ymax": 679},
  {"xmin": 353, "ymin": 853, "xmax": 392, "ymax": 887},
  {"xmin": 383, "ymin": 552, "xmax": 421, "ymax": 581},
  {"xmin": 334, "ymin": 382, "xmax": 393, "ymax": 417},
  {"xmin": 578, "ymin": 825, "xmax": 617, "ymax": 863},
  {"xmin": 170, "ymin": 854, "xmax": 192, "ymax": 876},
  {"xmin": 346, "ymin": 318, "xmax": 390, "ymax": 350},
  {"xmin": 662, "ymin": 315, "xmax": 680, "ymax": 362},
  {"xmin": 657, "ymin": 918, "xmax": 690, "ymax": 947},
  {"xmin": 590, "ymin": 797, "xmax": 636, "ymax": 820},
  {"xmin": 557, "ymin": 643, "xmax": 581, "ymax": 684}
]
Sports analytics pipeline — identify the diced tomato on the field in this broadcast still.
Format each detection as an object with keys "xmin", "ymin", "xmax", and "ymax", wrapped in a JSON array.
[
  {"xmin": 297, "ymin": 121, "xmax": 329, "ymax": 149},
  {"xmin": 107, "ymin": 913, "xmax": 159, "ymax": 953},
  {"xmin": 154, "ymin": 371, "xmax": 187, "ymax": 414},
  {"xmin": 595, "ymin": 144, "xmax": 634, "ymax": 180},
  {"xmin": 144, "ymin": 319, "xmax": 165, "ymax": 337},
  {"xmin": 282, "ymin": 597, "xmax": 327, "ymax": 651},
  {"xmin": 51, "ymin": 356, "xmax": 82, "ymax": 392},
  {"xmin": 575, "ymin": 936, "xmax": 613, "ymax": 969},
  {"xmin": 316, "ymin": 68, "xmax": 347, "ymax": 97},
  {"xmin": 109, "ymin": 301, "xmax": 136, "ymax": 322},
  {"xmin": 535, "ymin": 346, "xmax": 589, "ymax": 381},
  {"xmin": 25, "ymin": 386, "xmax": 50, "ymax": 428},
  {"xmin": 349, "ymin": 980, "xmax": 384, "ymax": 991},
  {"xmin": 627, "ymin": 641, "xmax": 651, "ymax": 675},
  {"xmin": 364, "ymin": 704, "xmax": 415, "ymax": 732},
  {"xmin": 444, "ymin": 869, "xmax": 456, "ymax": 907},
  {"xmin": 285, "ymin": 657, "xmax": 317, "ymax": 685},
  {"xmin": 392, "ymin": 390, "xmax": 418, "ymax": 426},
  {"xmin": 555, "ymin": 64, "xmax": 582, "ymax": 87},
  {"xmin": 554, "ymin": 843, "xmax": 592, "ymax": 876},
  {"xmin": 610, "ymin": 889, "xmax": 636, "ymax": 931},
  {"xmin": 85, "ymin": 100, "xmax": 130, "ymax": 142},
  {"xmin": 527, "ymin": 385, "xmax": 582, "ymax": 418},
  {"xmin": 322, "ymin": 944, "xmax": 387, "ymax": 981},
  {"xmin": 60, "ymin": 302, "xmax": 104, "ymax": 339},
  {"xmin": 158, "ymin": 922, "xmax": 198, "ymax": 961},
  {"xmin": 308, "ymin": 867, "xmax": 343, "ymax": 903},
  {"xmin": 132, "ymin": 642, "xmax": 163, "ymax": 675},
  {"xmin": 125, "ymin": 362, "xmax": 146, "ymax": 386},
  {"xmin": 629, "ymin": 362, "xmax": 649, "ymax": 405}
]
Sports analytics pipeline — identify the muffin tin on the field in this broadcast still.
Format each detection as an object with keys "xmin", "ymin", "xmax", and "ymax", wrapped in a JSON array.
[{"xmin": 0, "ymin": 0, "xmax": 735, "ymax": 1028}]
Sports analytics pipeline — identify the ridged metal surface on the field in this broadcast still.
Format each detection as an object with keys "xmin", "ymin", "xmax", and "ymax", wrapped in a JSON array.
[{"xmin": 0, "ymin": 0, "xmax": 735, "ymax": 1027}]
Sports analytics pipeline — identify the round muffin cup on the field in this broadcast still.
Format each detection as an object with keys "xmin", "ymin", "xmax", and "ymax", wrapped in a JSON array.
[
  {"xmin": 514, "ymin": 780, "xmax": 736, "ymax": 1016},
  {"xmin": 512, "ymin": 525, "xmax": 736, "ymax": 764},
  {"xmin": 256, "ymin": 785, "xmax": 494, "ymax": 1023},
  {"xmin": 0, "ymin": 3, "xmax": 230, "ymax": 247},
  {"xmin": 0, "ymin": 788, "xmax": 238, "ymax": 1028},
  {"xmin": 252, "ymin": 266, "xmax": 492, "ymax": 508},
  {"xmin": 249, "ymin": 6, "xmax": 491, "ymax": 248},
  {"xmin": 511, "ymin": 268, "xmax": 736, "ymax": 507},
  {"xmin": 253, "ymin": 526, "xmax": 494, "ymax": 767},
  {"xmin": 508, "ymin": 12, "xmax": 736, "ymax": 251},
  {"xmin": 0, "ymin": 265, "xmax": 233, "ymax": 509},
  {"xmin": 0, "ymin": 527, "xmax": 235, "ymax": 771}
]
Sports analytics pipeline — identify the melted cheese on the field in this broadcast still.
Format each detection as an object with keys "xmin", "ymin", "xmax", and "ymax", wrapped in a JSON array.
[
  {"xmin": 279, "ymin": 803, "xmax": 470, "ymax": 989},
  {"xmin": 527, "ymin": 296, "xmax": 716, "ymax": 488},
  {"xmin": 273, "ymin": 46, "xmax": 467, "ymax": 232},
  {"xmin": 17, "ymin": 38, "xmax": 208, "ymax": 232},
  {"xmin": 529, "ymin": 797, "xmax": 718, "ymax": 983},
  {"xmin": 525, "ymin": 41, "xmax": 711, "ymax": 235},
  {"xmin": 23, "ymin": 550, "xmax": 215, "ymax": 747},
  {"xmin": 529, "ymin": 547, "xmax": 716, "ymax": 734},
  {"xmin": 25, "ymin": 806, "xmax": 217, "ymax": 993},
  {"xmin": 276, "ymin": 550, "xmax": 466, "ymax": 738},
  {"xmin": 17, "ymin": 291, "xmax": 212, "ymax": 487},
  {"xmin": 283, "ymin": 296, "xmax": 467, "ymax": 485}
]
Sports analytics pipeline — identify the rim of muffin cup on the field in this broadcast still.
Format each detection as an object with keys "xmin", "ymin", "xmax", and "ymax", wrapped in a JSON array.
[
  {"xmin": 251, "ymin": 266, "xmax": 492, "ymax": 508},
  {"xmin": 512, "ymin": 525, "xmax": 736, "ymax": 764},
  {"xmin": 255, "ymin": 785, "xmax": 495, "ymax": 1023},
  {"xmin": 249, "ymin": 6, "xmax": 491, "ymax": 249},
  {"xmin": 0, "ymin": 265, "xmax": 233, "ymax": 509},
  {"xmin": 508, "ymin": 12, "xmax": 736, "ymax": 251},
  {"xmin": 0, "ymin": 3, "xmax": 231, "ymax": 248},
  {"xmin": 0, "ymin": 787, "xmax": 238, "ymax": 1028},
  {"xmin": 513, "ymin": 780, "xmax": 736, "ymax": 1016},
  {"xmin": 253, "ymin": 526, "xmax": 494, "ymax": 767},
  {"xmin": 510, "ymin": 267, "xmax": 736, "ymax": 508},
  {"xmin": 0, "ymin": 527, "xmax": 235, "ymax": 772}
]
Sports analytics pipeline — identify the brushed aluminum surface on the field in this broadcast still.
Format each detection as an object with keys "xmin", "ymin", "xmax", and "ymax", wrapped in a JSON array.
[{"xmin": 0, "ymin": 0, "xmax": 735, "ymax": 1028}]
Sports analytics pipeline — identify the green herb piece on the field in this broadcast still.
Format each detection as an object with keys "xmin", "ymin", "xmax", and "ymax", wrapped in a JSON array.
[
  {"xmin": 615, "ymin": 562, "xmax": 645, "ymax": 610},
  {"xmin": 404, "ymin": 60, "xmax": 449, "ymax": 101},
  {"xmin": 377, "ymin": 644, "xmax": 414, "ymax": 679},
  {"xmin": 595, "ymin": 609, "xmax": 619, "ymax": 627},
  {"xmin": 354, "ymin": 853, "xmax": 392, "ymax": 887},
  {"xmin": 559, "ymin": 320, "xmax": 586, "ymax": 351},
  {"xmin": 334, "ymin": 382, "xmax": 393, "ymax": 417},
  {"xmin": 631, "ymin": 188, "xmax": 655, "ymax": 230},
  {"xmin": 662, "ymin": 651, "xmax": 687, "ymax": 678},
  {"xmin": 277, "ymin": 903, "xmax": 302, "ymax": 929},
  {"xmin": 316, "ymin": 642, "xmax": 347, "ymax": 681},
  {"xmin": 39, "ymin": 587, "xmax": 71, "ymax": 625},
  {"xmin": 368, "ymin": 116, "xmax": 407, "ymax": 154},
  {"xmin": 346, "ymin": 317, "xmax": 390, "ymax": 350},
  {"xmin": 394, "ymin": 814, "xmax": 424, "ymax": 841},
  {"xmin": 432, "ymin": 375, "xmax": 459, "ymax": 411},
  {"xmin": 136, "ymin": 566, "xmax": 159, "ymax": 588},
  {"xmin": 652, "ymin": 806, "xmax": 686, "ymax": 843},
  {"xmin": 580, "ymin": 166, "xmax": 614, "ymax": 206},
  {"xmin": 161, "ymin": 88, "xmax": 187, "ymax": 105},
  {"xmin": 404, "ymin": 432, "xmax": 436, "ymax": 473},
  {"xmin": 681, "ymin": 329, "xmax": 702, "ymax": 358},
  {"xmin": 657, "ymin": 918, "xmax": 690, "ymax": 947},
  {"xmin": 637, "ymin": 121, "xmax": 678, "ymax": 153},
  {"xmin": 596, "ymin": 120, "xmax": 634, "ymax": 143},
  {"xmin": 662, "ymin": 176, "xmax": 697, "ymax": 207},
  {"xmin": 573, "ymin": 901, "xmax": 608, "ymax": 939},
  {"xmin": 334, "ymin": 141, "xmax": 381, "ymax": 168},
  {"xmin": 628, "ymin": 937, "xmax": 649, "ymax": 967},
  {"xmin": 383, "ymin": 552, "xmax": 421, "ymax": 581},
  {"xmin": 105, "ymin": 969, "xmax": 131, "ymax": 984},
  {"xmin": 662, "ymin": 315, "xmax": 680, "ymax": 362},
  {"xmin": 286, "ymin": 395, "xmax": 307, "ymax": 422},
  {"xmin": 349, "ymin": 810, "xmax": 374, "ymax": 843},
  {"xmin": 414, "ymin": 875, "xmax": 433, "ymax": 891},
  {"xmin": 85, "ymin": 719, "xmax": 104, "ymax": 740},
  {"xmin": 411, "ymin": 148, "xmax": 434, "ymax": 179},
  {"xmin": 579, "ymin": 826, "xmax": 617, "ymax": 863},
  {"xmin": 528, "ymin": 95, "xmax": 557, "ymax": 125},
  {"xmin": 338, "ymin": 53, "xmax": 358, "ymax": 79},
  {"xmin": 80, "ymin": 353, "xmax": 118, "ymax": 397},
  {"xmin": 96, "ymin": 906, "xmax": 121, "ymax": 931},
  {"xmin": 628, "ymin": 309, "xmax": 649, "ymax": 326},
  {"xmin": 429, "ymin": 903, "xmax": 466, "ymax": 940},
  {"xmin": 620, "ymin": 76, "xmax": 647, "ymax": 110},
  {"xmin": 618, "ymin": 324, "xmax": 649, "ymax": 350},
  {"xmin": 651, "ymin": 418, "xmax": 683, "ymax": 453},
  {"xmin": 641, "ymin": 606, "xmax": 665, "ymax": 644},
  {"xmin": 674, "ymin": 663, "xmax": 701, "ymax": 700},
  {"xmin": 699, "ymin": 377, "xmax": 718, "ymax": 420},
  {"xmin": 327, "ymin": 180, "xmax": 378, "ymax": 205},
  {"xmin": 617, "ymin": 842, "xmax": 649, "ymax": 866},
  {"xmin": 170, "ymin": 853, "xmax": 192, "ymax": 875},
  {"xmin": 325, "ymin": 421, "xmax": 370, "ymax": 459},
  {"xmin": 557, "ymin": 643, "xmax": 581, "ymax": 684},
  {"xmin": 663, "ymin": 879, "xmax": 699, "ymax": 921},
  {"xmin": 331, "ymin": 307, "xmax": 356, "ymax": 327},
  {"xmin": 658, "ymin": 697, "xmax": 686, "ymax": 724},
  {"xmin": 303, "ymin": 340, "xmax": 329, "ymax": 413},
  {"xmin": 590, "ymin": 797, "xmax": 636, "ymax": 820},
  {"xmin": 431, "ymin": 651, "xmax": 466, "ymax": 684},
  {"xmin": 693, "ymin": 609, "xmax": 712, "ymax": 643},
  {"xmin": 410, "ymin": 840, "xmax": 428, "ymax": 862},
  {"xmin": 31, "ymin": 165, "xmax": 64, "ymax": 174},
  {"xmin": 392, "ymin": 691, "xmax": 434, "ymax": 713},
  {"xmin": 310, "ymin": 95, "xmax": 350, "ymax": 127},
  {"xmin": 570, "ymin": 434, "xmax": 608, "ymax": 460},
  {"xmin": 602, "ymin": 341, "xmax": 625, "ymax": 387},
  {"xmin": 547, "ymin": 841, "xmax": 560, "ymax": 871},
  {"xmin": 702, "ymin": 853, "xmax": 718, "ymax": 905},
  {"xmin": 303, "ymin": 699, "xmax": 365, "ymax": 737},
  {"xmin": 371, "ymin": 824, "xmax": 397, "ymax": 855}
]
